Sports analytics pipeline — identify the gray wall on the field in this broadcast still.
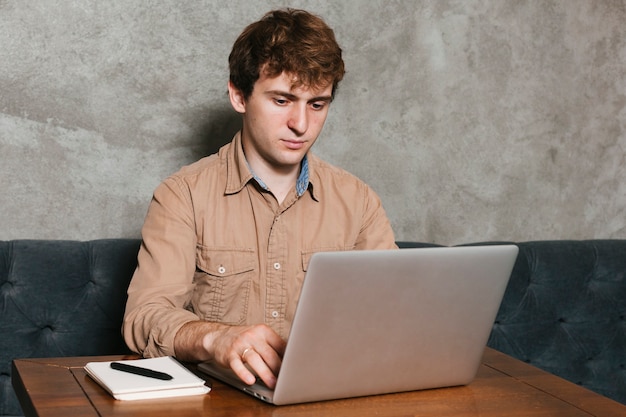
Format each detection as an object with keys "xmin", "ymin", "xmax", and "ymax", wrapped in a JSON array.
[{"xmin": 1, "ymin": 1, "xmax": 625, "ymax": 245}]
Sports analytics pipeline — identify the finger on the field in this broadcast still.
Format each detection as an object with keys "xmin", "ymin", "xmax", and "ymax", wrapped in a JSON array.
[
  {"xmin": 253, "ymin": 343, "xmax": 283, "ymax": 375},
  {"xmin": 249, "ymin": 325, "xmax": 286, "ymax": 375},
  {"xmin": 243, "ymin": 348, "xmax": 277, "ymax": 389},
  {"xmin": 265, "ymin": 329, "xmax": 287, "ymax": 356},
  {"xmin": 241, "ymin": 347, "xmax": 254, "ymax": 363},
  {"xmin": 250, "ymin": 324, "xmax": 286, "ymax": 359},
  {"xmin": 220, "ymin": 324, "xmax": 285, "ymax": 388},
  {"xmin": 229, "ymin": 355, "xmax": 257, "ymax": 386}
]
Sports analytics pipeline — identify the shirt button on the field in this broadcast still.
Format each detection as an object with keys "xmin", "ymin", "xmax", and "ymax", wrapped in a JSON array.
[
  {"xmin": 218, "ymin": 266, "xmax": 226, "ymax": 274},
  {"xmin": 271, "ymin": 311, "xmax": 279, "ymax": 318},
  {"xmin": 273, "ymin": 262, "xmax": 281, "ymax": 270}
]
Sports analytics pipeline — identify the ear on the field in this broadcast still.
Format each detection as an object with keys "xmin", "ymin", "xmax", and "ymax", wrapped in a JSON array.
[{"xmin": 228, "ymin": 81, "xmax": 246, "ymax": 114}]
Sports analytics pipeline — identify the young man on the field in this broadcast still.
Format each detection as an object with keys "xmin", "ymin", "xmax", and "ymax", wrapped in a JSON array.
[{"xmin": 122, "ymin": 8, "xmax": 396, "ymax": 390}]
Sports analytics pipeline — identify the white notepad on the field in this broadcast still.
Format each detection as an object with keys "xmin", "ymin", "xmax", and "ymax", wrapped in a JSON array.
[{"xmin": 85, "ymin": 356, "xmax": 210, "ymax": 400}]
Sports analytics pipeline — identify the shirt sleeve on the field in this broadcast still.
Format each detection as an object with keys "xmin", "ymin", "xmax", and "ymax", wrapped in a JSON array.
[
  {"xmin": 122, "ymin": 176, "xmax": 200, "ymax": 357},
  {"xmin": 354, "ymin": 182, "xmax": 398, "ymax": 250}
]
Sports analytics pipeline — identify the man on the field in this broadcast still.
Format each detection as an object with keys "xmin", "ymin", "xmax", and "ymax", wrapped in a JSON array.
[{"xmin": 123, "ymin": 8, "xmax": 396, "ymax": 390}]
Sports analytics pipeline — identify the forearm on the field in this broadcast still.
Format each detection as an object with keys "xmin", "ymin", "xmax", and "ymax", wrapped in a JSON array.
[{"xmin": 173, "ymin": 320, "xmax": 229, "ymax": 362}]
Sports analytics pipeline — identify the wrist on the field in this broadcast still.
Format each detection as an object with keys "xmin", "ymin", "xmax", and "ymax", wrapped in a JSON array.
[{"xmin": 174, "ymin": 321, "xmax": 225, "ymax": 362}]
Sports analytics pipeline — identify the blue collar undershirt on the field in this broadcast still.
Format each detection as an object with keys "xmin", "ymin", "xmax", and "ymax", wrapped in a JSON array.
[{"xmin": 247, "ymin": 155, "xmax": 310, "ymax": 198}]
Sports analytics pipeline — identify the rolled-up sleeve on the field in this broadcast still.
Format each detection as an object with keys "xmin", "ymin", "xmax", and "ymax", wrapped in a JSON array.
[{"xmin": 122, "ymin": 176, "xmax": 200, "ymax": 357}]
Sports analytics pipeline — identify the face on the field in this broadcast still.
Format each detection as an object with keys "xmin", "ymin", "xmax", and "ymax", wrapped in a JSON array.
[{"xmin": 228, "ymin": 71, "xmax": 333, "ymax": 177}]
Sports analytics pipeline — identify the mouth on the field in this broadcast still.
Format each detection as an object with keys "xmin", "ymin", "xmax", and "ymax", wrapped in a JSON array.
[{"xmin": 281, "ymin": 139, "xmax": 306, "ymax": 150}]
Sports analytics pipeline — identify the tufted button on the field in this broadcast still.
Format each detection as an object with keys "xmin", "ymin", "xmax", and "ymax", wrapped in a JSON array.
[{"xmin": 1, "ymin": 281, "xmax": 13, "ymax": 293}]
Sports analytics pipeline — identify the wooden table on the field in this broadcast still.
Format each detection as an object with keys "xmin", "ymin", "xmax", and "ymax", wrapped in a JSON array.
[{"xmin": 12, "ymin": 348, "xmax": 626, "ymax": 417}]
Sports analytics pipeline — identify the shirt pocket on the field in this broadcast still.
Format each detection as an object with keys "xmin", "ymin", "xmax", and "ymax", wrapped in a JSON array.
[
  {"xmin": 193, "ymin": 247, "xmax": 256, "ymax": 325},
  {"xmin": 301, "ymin": 246, "xmax": 356, "ymax": 272}
]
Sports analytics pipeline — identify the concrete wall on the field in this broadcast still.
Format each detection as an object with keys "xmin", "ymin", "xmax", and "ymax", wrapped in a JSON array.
[{"xmin": 1, "ymin": 0, "xmax": 625, "ymax": 245}]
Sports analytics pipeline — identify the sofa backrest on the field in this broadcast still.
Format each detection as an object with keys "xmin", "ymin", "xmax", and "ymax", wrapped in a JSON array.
[
  {"xmin": 397, "ymin": 239, "xmax": 626, "ymax": 405},
  {"xmin": 0, "ymin": 239, "xmax": 141, "ymax": 417},
  {"xmin": 486, "ymin": 239, "xmax": 626, "ymax": 405},
  {"xmin": 2, "ymin": 239, "xmax": 625, "ymax": 416}
]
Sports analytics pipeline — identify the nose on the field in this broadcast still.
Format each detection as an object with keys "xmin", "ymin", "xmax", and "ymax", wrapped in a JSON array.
[{"xmin": 287, "ymin": 104, "xmax": 308, "ymax": 135}]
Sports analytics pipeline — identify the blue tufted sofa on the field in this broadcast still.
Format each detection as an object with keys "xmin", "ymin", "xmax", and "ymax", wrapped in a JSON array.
[
  {"xmin": 0, "ymin": 239, "xmax": 140, "ymax": 417},
  {"xmin": 2, "ymin": 239, "xmax": 626, "ymax": 416}
]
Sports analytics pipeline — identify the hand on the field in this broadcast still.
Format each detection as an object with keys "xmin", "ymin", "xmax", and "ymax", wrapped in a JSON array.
[
  {"xmin": 208, "ymin": 324, "xmax": 286, "ymax": 389},
  {"xmin": 174, "ymin": 321, "xmax": 286, "ymax": 389}
]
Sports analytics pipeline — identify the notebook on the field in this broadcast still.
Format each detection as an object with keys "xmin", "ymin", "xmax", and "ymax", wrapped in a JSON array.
[
  {"xmin": 198, "ymin": 245, "xmax": 518, "ymax": 405},
  {"xmin": 85, "ymin": 356, "xmax": 210, "ymax": 400}
]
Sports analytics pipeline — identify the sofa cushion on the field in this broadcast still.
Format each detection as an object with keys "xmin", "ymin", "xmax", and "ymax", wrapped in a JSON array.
[{"xmin": 0, "ymin": 239, "xmax": 140, "ymax": 417}]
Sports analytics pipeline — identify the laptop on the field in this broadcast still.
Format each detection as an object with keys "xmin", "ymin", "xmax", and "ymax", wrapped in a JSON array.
[{"xmin": 198, "ymin": 245, "xmax": 518, "ymax": 405}]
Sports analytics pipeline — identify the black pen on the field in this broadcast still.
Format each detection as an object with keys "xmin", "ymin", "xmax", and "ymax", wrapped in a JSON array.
[{"xmin": 110, "ymin": 362, "xmax": 173, "ymax": 381}]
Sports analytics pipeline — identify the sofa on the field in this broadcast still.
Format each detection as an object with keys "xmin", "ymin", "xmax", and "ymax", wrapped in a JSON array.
[{"xmin": 2, "ymin": 239, "xmax": 625, "ymax": 416}]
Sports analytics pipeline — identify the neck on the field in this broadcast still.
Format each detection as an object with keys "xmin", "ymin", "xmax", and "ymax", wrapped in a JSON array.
[{"xmin": 246, "ymin": 156, "xmax": 301, "ymax": 205}]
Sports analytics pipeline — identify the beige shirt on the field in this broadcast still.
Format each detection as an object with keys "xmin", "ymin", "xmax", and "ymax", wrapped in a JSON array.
[{"xmin": 123, "ymin": 132, "xmax": 397, "ymax": 357}]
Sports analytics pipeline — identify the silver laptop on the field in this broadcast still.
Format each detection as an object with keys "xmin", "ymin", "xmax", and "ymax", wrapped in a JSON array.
[{"xmin": 198, "ymin": 245, "xmax": 518, "ymax": 405}]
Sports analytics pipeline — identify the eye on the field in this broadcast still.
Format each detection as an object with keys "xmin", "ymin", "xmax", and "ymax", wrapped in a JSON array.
[
  {"xmin": 273, "ymin": 97, "xmax": 289, "ymax": 106},
  {"xmin": 310, "ymin": 101, "xmax": 328, "ymax": 111}
]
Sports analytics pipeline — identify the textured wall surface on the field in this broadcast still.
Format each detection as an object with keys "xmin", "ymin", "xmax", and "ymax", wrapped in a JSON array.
[{"xmin": 1, "ymin": 1, "xmax": 625, "ymax": 245}]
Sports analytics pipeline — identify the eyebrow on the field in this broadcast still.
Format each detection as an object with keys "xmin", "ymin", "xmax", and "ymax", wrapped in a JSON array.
[{"xmin": 266, "ymin": 90, "xmax": 333, "ymax": 103}]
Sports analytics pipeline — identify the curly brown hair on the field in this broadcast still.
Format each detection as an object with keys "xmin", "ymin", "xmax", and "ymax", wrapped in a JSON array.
[{"xmin": 228, "ymin": 8, "xmax": 345, "ymax": 100}]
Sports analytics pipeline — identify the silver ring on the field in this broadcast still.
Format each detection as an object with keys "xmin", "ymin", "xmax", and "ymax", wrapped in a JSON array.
[{"xmin": 241, "ymin": 347, "xmax": 254, "ymax": 362}]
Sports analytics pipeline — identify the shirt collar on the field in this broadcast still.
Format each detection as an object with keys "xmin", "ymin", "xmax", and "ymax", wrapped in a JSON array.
[
  {"xmin": 225, "ymin": 131, "xmax": 313, "ymax": 198},
  {"xmin": 247, "ymin": 155, "xmax": 310, "ymax": 198}
]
